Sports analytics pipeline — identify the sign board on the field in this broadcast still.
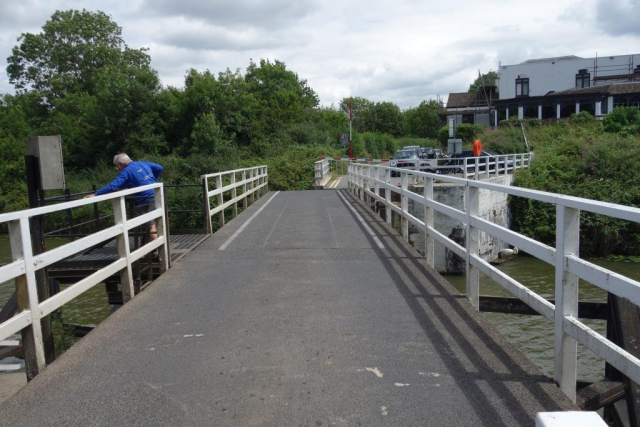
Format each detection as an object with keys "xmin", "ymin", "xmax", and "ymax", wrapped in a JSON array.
[
  {"xmin": 340, "ymin": 133, "xmax": 348, "ymax": 145},
  {"xmin": 448, "ymin": 117, "xmax": 456, "ymax": 138},
  {"xmin": 27, "ymin": 135, "xmax": 65, "ymax": 190},
  {"xmin": 447, "ymin": 138, "xmax": 463, "ymax": 155}
]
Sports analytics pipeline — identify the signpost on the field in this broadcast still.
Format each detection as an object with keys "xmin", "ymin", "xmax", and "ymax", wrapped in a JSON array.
[
  {"xmin": 340, "ymin": 133, "xmax": 348, "ymax": 145},
  {"xmin": 447, "ymin": 117, "xmax": 462, "ymax": 155},
  {"xmin": 349, "ymin": 102, "xmax": 353, "ymax": 159}
]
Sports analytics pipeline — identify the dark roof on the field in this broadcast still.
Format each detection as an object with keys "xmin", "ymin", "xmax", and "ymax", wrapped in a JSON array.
[
  {"xmin": 447, "ymin": 92, "xmax": 475, "ymax": 108},
  {"xmin": 552, "ymin": 82, "xmax": 640, "ymax": 96},
  {"xmin": 446, "ymin": 91, "xmax": 497, "ymax": 108}
]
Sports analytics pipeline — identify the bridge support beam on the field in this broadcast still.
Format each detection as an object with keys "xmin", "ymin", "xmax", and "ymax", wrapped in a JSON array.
[{"xmin": 554, "ymin": 205, "xmax": 580, "ymax": 402}]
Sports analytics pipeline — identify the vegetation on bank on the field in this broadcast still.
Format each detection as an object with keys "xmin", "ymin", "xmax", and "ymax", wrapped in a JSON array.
[{"xmin": 480, "ymin": 112, "xmax": 640, "ymax": 256}]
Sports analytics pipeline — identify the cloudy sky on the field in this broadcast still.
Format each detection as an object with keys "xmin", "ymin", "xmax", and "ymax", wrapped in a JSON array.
[{"xmin": 1, "ymin": 0, "xmax": 639, "ymax": 108}]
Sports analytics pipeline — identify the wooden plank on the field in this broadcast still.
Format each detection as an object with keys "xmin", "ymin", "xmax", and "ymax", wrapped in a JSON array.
[
  {"xmin": 576, "ymin": 380, "xmax": 625, "ymax": 411},
  {"xmin": 479, "ymin": 296, "xmax": 607, "ymax": 320}
]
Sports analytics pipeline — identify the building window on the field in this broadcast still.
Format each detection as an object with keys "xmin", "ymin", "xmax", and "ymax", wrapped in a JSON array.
[
  {"xmin": 576, "ymin": 70, "xmax": 590, "ymax": 88},
  {"xmin": 516, "ymin": 78, "xmax": 529, "ymax": 97}
]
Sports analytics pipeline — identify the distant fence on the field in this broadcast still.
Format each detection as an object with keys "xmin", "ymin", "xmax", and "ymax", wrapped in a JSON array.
[
  {"xmin": 0, "ymin": 184, "xmax": 168, "ymax": 377},
  {"xmin": 348, "ymin": 162, "xmax": 640, "ymax": 402}
]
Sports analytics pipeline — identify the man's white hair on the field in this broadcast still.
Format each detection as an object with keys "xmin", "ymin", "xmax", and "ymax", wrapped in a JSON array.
[{"xmin": 113, "ymin": 153, "xmax": 132, "ymax": 167}]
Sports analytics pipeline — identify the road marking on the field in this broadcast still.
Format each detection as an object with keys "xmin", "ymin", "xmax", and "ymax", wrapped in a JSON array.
[
  {"xmin": 336, "ymin": 191, "xmax": 385, "ymax": 250},
  {"xmin": 262, "ymin": 197, "xmax": 290, "ymax": 248},
  {"xmin": 219, "ymin": 192, "xmax": 280, "ymax": 250}
]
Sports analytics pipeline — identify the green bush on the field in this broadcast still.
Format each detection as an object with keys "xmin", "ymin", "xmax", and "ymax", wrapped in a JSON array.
[
  {"xmin": 603, "ymin": 107, "xmax": 640, "ymax": 135},
  {"xmin": 455, "ymin": 123, "xmax": 485, "ymax": 143},
  {"xmin": 508, "ymin": 121, "xmax": 640, "ymax": 255}
]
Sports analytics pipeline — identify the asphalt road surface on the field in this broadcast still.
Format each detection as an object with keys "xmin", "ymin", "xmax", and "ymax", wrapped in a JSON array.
[{"xmin": 0, "ymin": 189, "xmax": 575, "ymax": 426}]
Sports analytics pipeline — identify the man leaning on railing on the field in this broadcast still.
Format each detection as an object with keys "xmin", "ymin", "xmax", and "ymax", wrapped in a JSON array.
[{"xmin": 84, "ymin": 153, "xmax": 163, "ymax": 243}]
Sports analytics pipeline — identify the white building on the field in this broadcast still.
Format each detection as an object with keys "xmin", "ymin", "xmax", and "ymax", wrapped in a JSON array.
[{"xmin": 494, "ymin": 53, "xmax": 640, "ymax": 122}]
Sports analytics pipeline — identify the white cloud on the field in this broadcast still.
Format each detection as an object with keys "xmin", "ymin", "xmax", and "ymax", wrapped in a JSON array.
[{"xmin": 1, "ymin": 0, "xmax": 639, "ymax": 106}]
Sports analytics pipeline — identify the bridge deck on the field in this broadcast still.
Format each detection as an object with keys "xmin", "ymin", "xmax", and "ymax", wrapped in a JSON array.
[{"xmin": 0, "ymin": 190, "xmax": 575, "ymax": 426}]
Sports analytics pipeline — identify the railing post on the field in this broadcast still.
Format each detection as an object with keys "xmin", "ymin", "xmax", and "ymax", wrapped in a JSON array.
[
  {"xmin": 250, "ymin": 169, "xmax": 255, "ymax": 204},
  {"xmin": 374, "ymin": 166, "xmax": 380, "ymax": 198},
  {"xmin": 112, "ymin": 197, "xmax": 135, "ymax": 303},
  {"xmin": 9, "ymin": 218, "xmax": 46, "ymax": 380},
  {"xmin": 385, "ymin": 168, "xmax": 392, "ymax": 225},
  {"xmin": 264, "ymin": 166, "xmax": 269, "ymax": 193},
  {"xmin": 465, "ymin": 185, "xmax": 480, "ymax": 309},
  {"xmin": 485, "ymin": 157, "xmax": 491, "ymax": 179},
  {"xmin": 242, "ymin": 171, "xmax": 248, "ymax": 210},
  {"xmin": 202, "ymin": 176, "xmax": 212, "ymax": 234},
  {"xmin": 474, "ymin": 158, "xmax": 479, "ymax": 180},
  {"xmin": 424, "ymin": 177, "xmax": 435, "ymax": 268},
  {"xmin": 401, "ymin": 172, "xmax": 409, "ymax": 241},
  {"xmin": 216, "ymin": 175, "xmax": 225, "ymax": 227},
  {"xmin": 463, "ymin": 158, "xmax": 468, "ymax": 178},
  {"xmin": 154, "ymin": 186, "xmax": 169, "ymax": 273},
  {"xmin": 230, "ymin": 173, "xmax": 237, "ymax": 218},
  {"xmin": 554, "ymin": 205, "xmax": 580, "ymax": 402}
]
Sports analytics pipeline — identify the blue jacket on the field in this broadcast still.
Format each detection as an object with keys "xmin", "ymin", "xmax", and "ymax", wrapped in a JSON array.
[{"xmin": 95, "ymin": 161, "xmax": 163, "ymax": 205}]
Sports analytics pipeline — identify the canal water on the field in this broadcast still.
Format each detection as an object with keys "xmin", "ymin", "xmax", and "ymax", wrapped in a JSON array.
[{"xmin": 444, "ymin": 254, "xmax": 640, "ymax": 383}]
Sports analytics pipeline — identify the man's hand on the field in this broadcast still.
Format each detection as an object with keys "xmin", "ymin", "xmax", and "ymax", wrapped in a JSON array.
[{"xmin": 83, "ymin": 194, "xmax": 96, "ymax": 199}]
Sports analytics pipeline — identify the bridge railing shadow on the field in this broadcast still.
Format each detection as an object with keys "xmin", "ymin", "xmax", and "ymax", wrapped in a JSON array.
[
  {"xmin": 347, "ymin": 162, "xmax": 640, "ymax": 407},
  {"xmin": 338, "ymin": 188, "xmax": 570, "ymax": 424}
]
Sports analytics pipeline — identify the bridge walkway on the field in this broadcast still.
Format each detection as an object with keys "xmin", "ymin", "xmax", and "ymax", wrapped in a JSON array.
[{"xmin": 0, "ymin": 190, "xmax": 575, "ymax": 426}]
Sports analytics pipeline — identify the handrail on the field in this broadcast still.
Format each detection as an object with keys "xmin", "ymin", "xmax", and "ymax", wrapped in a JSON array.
[
  {"xmin": 0, "ymin": 183, "xmax": 169, "ymax": 377},
  {"xmin": 348, "ymin": 162, "xmax": 640, "ymax": 402},
  {"xmin": 201, "ymin": 166, "xmax": 268, "ymax": 234},
  {"xmin": 314, "ymin": 159, "xmax": 331, "ymax": 186}
]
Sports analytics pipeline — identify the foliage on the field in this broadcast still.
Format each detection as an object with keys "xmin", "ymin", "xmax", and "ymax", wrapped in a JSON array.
[
  {"xmin": 603, "ymin": 107, "xmax": 640, "ymax": 135},
  {"xmin": 468, "ymin": 71, "xmax": 497, "ymax": 93},
  {"xmin": 403, "ymin": 100, "xmax": 440, "ymax": 138},
  {"xmin": 7, "ymin": 9, "xmax": 151, "ymax": 104},
  {"xmin": 502, "ymin": 120, "xmax": 640, "ymax": 255},
  {"xmin": 455, "ymin": 123, "xmax": 485, "ymax": 142}
]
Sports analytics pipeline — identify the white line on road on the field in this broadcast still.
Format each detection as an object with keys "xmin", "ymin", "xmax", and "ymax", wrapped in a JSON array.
[
  {"xmin": 336, "ymin": 190, "xmax": 385, "ymax": 250},
  {"xmin": 219, "ymin": 191, "xmax": 280, "ymax": 251}
]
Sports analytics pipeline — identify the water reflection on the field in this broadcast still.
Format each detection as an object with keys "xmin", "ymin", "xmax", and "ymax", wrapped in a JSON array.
[{"xmin": 445, "ymin": 254, "xmax": 639, "ymax": 383}]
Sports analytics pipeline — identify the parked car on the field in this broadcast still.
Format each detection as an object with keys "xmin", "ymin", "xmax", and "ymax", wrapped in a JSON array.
[
  {"xmin": 419, "ymin": 147, "xmax": 445, "ymax": 172},
  {"xmin": 390, "ymin": 149, "xmax": 421, "ymax": 177}
]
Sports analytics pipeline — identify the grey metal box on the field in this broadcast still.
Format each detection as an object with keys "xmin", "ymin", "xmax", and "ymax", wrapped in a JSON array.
[
  {"xmin": 26, "ymin": 135, "xmax": 65, "ymax": 190},
  {"xmin": 447, "ymin": 138, "xmax": 463, "ymax": 155}
]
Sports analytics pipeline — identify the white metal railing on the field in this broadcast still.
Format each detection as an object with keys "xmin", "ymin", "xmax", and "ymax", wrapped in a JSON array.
[
  {"xmin": 348, "ymin": 163, "xmax": 640, "ymax": 402},
  {"xmin": 201, "ymin": 166, "xmax": 268, "ymax": 233},
  {"xmin": 314, "ymin": 159, "xmax": 331, "ymax": 186},
  {"xmin": 0, "ymin": 183, "xmax": 168, "ymax": 374},
  {"xmin": 389, "ymin": 152, "xmax": 533, "ymax": 180}
]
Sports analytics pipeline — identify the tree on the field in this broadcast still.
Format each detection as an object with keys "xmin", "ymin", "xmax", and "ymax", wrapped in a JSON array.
[
  {"xmin": 468, "ymin": 71, "xmax": 497, "ymax": 93},
  {"xmin": 404, "ymin": 100, "xmax": 440, "ymax": 138},
  {"xmin": 371, "ymin": 102, "xmax": 403, "ymax": 137},
  {"xmin": 245, "ymin": 59, "xmax": 319, "ymax": 140},
  {"xmin": 339, "ymin": 97, "xmax": 374, "ymax": 133},
  {"xmin": 7, "ymin": 9, "xmax": 151, "ymax": 105}
]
